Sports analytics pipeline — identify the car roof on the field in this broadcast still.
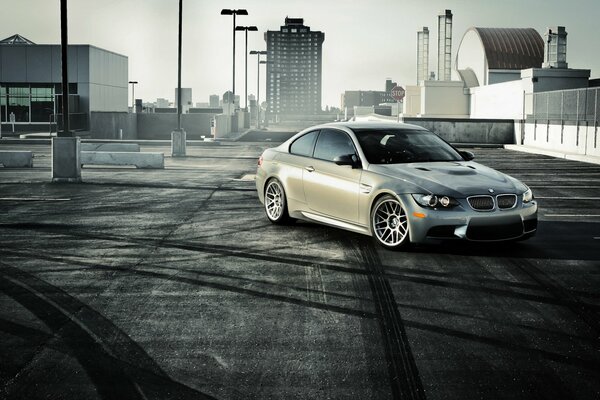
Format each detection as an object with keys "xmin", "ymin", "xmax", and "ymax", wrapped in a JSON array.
[{"xmin": 319, "ymin": 121, "xmax": 429, "ymax": 131}]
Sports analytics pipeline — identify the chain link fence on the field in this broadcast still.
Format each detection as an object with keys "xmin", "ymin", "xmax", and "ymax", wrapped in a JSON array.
[{"xmin": 525, "ymin": 87, "xmax": 600, "ymax": 122}]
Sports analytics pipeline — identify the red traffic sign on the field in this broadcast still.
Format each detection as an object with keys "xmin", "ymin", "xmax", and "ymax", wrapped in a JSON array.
[{"xmin": 390, "ymin": 85, "xmax": 405, "ymax": 102}]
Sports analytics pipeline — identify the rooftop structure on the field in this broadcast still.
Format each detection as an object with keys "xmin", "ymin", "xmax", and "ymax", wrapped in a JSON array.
[{"xmin": 456, "ymin": 27, "xmax": 544, "ymax": 87}]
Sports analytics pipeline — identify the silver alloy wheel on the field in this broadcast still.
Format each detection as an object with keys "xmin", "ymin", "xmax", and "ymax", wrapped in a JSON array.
[
  {"xmin": 265, "ymin": 180, "xmax": 285, "ymax": 221},
  {"xmin": 372, "ymin": 198, "xmax": 409, "ymax": 247}
]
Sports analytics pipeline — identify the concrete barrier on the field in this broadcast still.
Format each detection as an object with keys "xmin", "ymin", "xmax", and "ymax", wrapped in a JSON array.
[
  {"xmin": 0, "ymin": 151, "xmax": 33, "ymax": 168},
  {"xmin": 81, "ymin": 143, "xmax": 140, "ymax": 152},
  {"xmin": 81, "ymin": 151, "xmax": 164, "ymax": 169}
]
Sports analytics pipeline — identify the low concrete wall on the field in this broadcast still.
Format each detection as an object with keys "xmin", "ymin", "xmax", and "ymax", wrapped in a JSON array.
[
  {"xmin": 90, "ymin": 112, "xmax": 137, "ymax": 140},
  {"xmin": 0, "ymin": 151, "xmax": 33, "ymax": 168},
  {"xmin": 521, "ymin": 121, "xmax": 600, "ymax": 158},
  {"xmin": 403, "ymin": 117, "xmax": 516, "ymax": 144},
  {"xmin": 214, "ymin": 114, "xmax": 232, "ymax": 139},
  {"xmin": 137, "ymin": 113, "xmax": 214, "ymax": 140},
  {"xmin": 81, "ymin": 151, "xmax": 164, "ymax": 169},
  {"xmin": 81, "ymin": 143, "xmax": 140, "ymax": 152}
]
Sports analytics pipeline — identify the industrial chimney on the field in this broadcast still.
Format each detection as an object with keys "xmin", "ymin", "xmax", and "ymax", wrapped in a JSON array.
[
  {"xmin": 417, "ymin": 27, "xmax": 430, "ymax": 83},
  {"xmin": 437, "ymin": 9, "xmax": 453, "ymax": 81},
  {"xmin": 543, "ymin": 26, "xmax": 568, "ymax": 69}
]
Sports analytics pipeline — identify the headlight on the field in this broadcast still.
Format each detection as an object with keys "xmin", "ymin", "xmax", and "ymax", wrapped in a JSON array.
[
  {"xmin": 522, "ymin": 188, "xmax": 533, "ymax": 203},
  {"xmin": 412, "ymin": 194, "xmax": 459, "ymax": 209}
]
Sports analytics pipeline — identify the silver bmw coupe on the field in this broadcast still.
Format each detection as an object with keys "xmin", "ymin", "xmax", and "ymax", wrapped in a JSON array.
[{"xmin": 256, "ymin": 122, "xmax": 538, "ymax": 249}]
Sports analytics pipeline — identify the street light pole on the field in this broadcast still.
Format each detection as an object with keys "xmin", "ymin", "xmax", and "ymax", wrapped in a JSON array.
[
  {"xmin": 250, "ymin": 50, "xmax": 267, "ymax": 128},
  {"xmin": 236, "ymin": 26, "xmax": 258, "ymax": 111},
  {"xmin": 171, "ymin": 0, "xmax": 186, "ymax": 157},
  {"xmin": 52, "ymin": 0, "xmax": 81, "ymax": 183},
  {"xmin": 60, "ymin": 0, "xmax": 70, "ymax": 137},
  {"xmin": 177, "ymin": 0, "xmax": 182, "ymax": 131},
  {"xmin": 128, "ymin": 81, "xmax": 138, "ymax": 113},
  {"xmin": 221, "ymin": 9, "xmax": 248, "ymax": 103}
]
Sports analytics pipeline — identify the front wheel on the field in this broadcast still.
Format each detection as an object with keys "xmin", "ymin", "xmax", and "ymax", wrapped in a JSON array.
[
  {"xmin": 264, "ymin": 178, "xmax": 291, "ymax": 224},
  {"xmin": 371, "ymin": 195, "xmax": 410, "ymax": 250}
]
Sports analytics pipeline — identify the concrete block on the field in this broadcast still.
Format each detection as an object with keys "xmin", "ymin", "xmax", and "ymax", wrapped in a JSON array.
[
  {"xmin": 81, "ymin": 143, "xmax": 140, "ymax": 152},
  {"xmin": 171, "ymin": 130, "xmax": 187, "ymax": 157},
  {"xmin": 0, "ymin": 151, "xmax": 34, "ymax": 168},
  {"xmin": 52, "ymin": 137, "xmax": 82, "ymax": 182},
  {"xmin": 81, "ymin": 151, "xmax": 164, "ymax": 169}
]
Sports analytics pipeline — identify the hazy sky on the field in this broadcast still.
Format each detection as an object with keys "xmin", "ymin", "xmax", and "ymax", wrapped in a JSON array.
[{"xmin": 2, "ymin": 0, "xmax": 599, "ymax": 108}]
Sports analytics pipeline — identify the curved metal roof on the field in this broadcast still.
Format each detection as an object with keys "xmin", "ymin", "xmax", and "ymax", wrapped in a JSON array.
[{"xmin": 471, "ymin": 27, "xmax": 544, "ymax": 70}]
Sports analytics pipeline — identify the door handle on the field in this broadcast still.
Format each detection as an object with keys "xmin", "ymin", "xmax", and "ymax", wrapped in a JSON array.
[{"xmin": 305, "ymin": 166, "xmax": 315, "ymax": 172}]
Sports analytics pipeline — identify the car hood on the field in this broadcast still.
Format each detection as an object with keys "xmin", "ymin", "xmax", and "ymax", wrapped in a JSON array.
[{"xmin": 369, "ymin": 161, "xmax": 525, "ymax": 197}]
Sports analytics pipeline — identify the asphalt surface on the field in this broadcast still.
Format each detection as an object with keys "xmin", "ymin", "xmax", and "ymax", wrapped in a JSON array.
[{"xmin": 0, "ymin": 139, "xmax": 599, "ymax": 400}]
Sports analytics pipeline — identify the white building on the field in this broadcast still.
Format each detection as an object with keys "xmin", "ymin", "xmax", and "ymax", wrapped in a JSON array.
[
  {"xmin": 175, "ymin": 88, "xmax": 192, "ymax": 113},
  {"xmin": 404, "ymin": 25, "xmax": 590, "ymax": 120}
]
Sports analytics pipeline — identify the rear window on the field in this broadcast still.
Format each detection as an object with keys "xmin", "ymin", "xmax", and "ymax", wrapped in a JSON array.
[{"xmin": 289, "ymin": 131, "xmax": 318, "ymax": 157}]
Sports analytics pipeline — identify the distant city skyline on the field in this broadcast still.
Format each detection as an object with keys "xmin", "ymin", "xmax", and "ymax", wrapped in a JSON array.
[{"xmin": 1, "ymin": 0, "xmax": 598, "ymax": 109}]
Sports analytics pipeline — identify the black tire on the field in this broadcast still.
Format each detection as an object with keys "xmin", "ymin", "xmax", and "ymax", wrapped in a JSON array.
[
  {"xmin": 264, "ymin": 178, "xmax": 292, "ymax": 224},
  {"xmin": 371, "ymin": 194, "xmax": 410, "ymax": 250}
]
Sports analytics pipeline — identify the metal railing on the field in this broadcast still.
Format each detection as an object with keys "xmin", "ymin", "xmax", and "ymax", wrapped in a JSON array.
[{"xmin": 525, "ymin": 87, "xmax": 600, "ymax": 123}]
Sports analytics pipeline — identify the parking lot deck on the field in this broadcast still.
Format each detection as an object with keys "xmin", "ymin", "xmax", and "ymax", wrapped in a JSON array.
[{"xmin": 1, "ymin": 142, "xmax": 599, "ymax": 400}]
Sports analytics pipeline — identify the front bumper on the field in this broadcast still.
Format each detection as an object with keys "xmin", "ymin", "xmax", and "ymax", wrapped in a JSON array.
[{"xmin": 397, "ymin": 194, "xmax": 538, "ymax": 243}]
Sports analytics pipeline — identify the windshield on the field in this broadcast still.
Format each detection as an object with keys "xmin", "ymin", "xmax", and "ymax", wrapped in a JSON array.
[{"xmin": 352, "ymin": 128, "xmax": 463, "ymax": 164}]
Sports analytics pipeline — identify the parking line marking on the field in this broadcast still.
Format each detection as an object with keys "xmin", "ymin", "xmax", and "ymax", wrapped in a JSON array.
[
  {"xmin": 536, "ymin": 197, "xmax": 600, "ymax": 200},
  {"xmin": 0, "ymin": 197, "xmax": 71, "ymax": 202},
  {"xmin": 530, "ymin": 186, "xmax": 600, "ymax": 189},
  {"xmin": 545, "ymin": 214, "xmax": 600, "ymax": 217}
]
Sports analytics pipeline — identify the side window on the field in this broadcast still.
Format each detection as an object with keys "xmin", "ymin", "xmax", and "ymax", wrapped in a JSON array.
[
  {"xmin": 289, "ymin": 130, "xmax": 318, "ymax": 157},
  {"xmin": 313, "ymin": 129, "xmax": 356, "ymax": 162}
]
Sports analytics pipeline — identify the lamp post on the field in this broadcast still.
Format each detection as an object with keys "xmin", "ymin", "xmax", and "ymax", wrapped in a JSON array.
[
  {"xmin": 220, "ymin": 9, "xmax": 248, "ymax": 101},
  {"xmin": 171, "ymin": 0, "xmax": 186, "ymax": 156},
  {"xmin": 128, "ymin": 81, "xmax": 138, "ymax": 113},
  {"xmin": 249, "ymin": 50, "xmax": 267, "ymax": 128},
  {"xmin": 52, "ymin": 0, "xmax": 81, "ymax": 183},
  {"xmin": 235, "ymin": 26, "xmax": 257, "ymax": 111},
  {"xmin": 60, "ymin": 0, "xmax": 70, "ymax": 137}
]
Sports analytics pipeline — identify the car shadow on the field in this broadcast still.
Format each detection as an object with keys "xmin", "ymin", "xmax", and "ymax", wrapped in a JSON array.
[{"xmin": 291, "ymin": 219, "xmax": 600, "ymax": 261}]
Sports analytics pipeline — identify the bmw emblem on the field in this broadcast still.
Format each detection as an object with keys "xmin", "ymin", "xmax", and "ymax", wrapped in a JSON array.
[{"xmin": 488, "ymin": 188, "xmax": 495, "ymax": 194}]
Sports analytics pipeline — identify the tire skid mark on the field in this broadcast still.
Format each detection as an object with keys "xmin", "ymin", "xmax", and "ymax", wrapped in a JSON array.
[
  {"xmin": 0, "ymin": 262, "xmax": 218, "ymax": 400},
  {"xmin": 1, "ymin": 250, "xmax": 375, "ymax": 320},
  {"xmin": 0, "ymin": 222, "xmax": 368, "ymax": 276},
  {"xmin": 508, "ymin": 258, "xmax": 600, "ymax": 334},
  {"xmin": 304, "ymin": 265, "xmax": 340, "ymax": 324},
  {"xmin": 344, "ymin": 239, "xmax": 426, "ymax": 400}
]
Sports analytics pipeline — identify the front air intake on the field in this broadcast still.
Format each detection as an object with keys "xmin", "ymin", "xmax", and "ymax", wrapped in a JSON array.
[
  {"xmin": 497, "ymin": 194, "xmax": 517, "ymax": 209},
  {"xmin": 467, "ymin": 195, "xmax": 494, "ymax": 211}
]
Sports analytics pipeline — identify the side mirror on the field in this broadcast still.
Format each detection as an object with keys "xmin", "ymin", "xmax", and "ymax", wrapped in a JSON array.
[
  {"xmin": 460, "ymin": 150, "xmax": 475, "ymax": 161},
  {"xmin": 334, "ymin": 154, "xmax": 361, "ymax": 168}
]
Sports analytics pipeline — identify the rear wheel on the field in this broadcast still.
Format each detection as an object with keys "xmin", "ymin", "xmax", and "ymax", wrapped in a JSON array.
[
  {"xmin": 264, "ymin": 178, "xmax": 291, "ymax": 224},
  {"xmin": 371, "ymin": 195, "xmax": 410, "ymax": 250}
]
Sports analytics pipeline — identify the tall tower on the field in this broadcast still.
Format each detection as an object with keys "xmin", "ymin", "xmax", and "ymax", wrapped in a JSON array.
[
  {"xmin": 417, "ymin": 27, "xmax": 430, "ymax": 83},
  {"xmin": 265, "ymin": 17, "xmax": 325, "ymax": 120},
  {"xmin": 437, "ymin": 9, "xmax": 452, "ymax": 81}
]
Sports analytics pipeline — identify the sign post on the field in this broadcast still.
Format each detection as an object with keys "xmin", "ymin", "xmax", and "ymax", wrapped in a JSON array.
[
  {"xmin": 9, "ymin": 112, "xmax": 15, "ymax": 133},
  {"xmin": 390, "ymin": 85, "xmax": 405, "ymax": 122}
]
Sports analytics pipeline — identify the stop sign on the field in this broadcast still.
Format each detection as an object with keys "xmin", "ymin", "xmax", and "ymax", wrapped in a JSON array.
[{"xmin": 390, "ymin": 85, "xmax": 405, "ymax": 101}]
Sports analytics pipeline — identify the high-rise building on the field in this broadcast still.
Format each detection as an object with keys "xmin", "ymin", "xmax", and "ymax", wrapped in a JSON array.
[
  {"xmin": 265, "ymin": 17, "xmax": 325, "ymax": 119},
  {"xmin": 417, "ymin": 27, "xmax": 430, "ymax": 83},
  {"xmin": 437, "ymin": 10, "xmax": 452, "ymax": 81},
  {"xmin": 209, "ymin": 94, "xmax": 220, "ymax": 108}
]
